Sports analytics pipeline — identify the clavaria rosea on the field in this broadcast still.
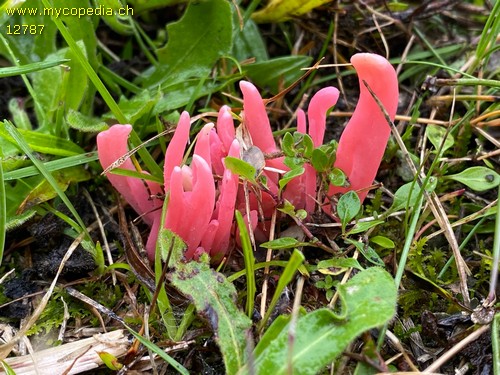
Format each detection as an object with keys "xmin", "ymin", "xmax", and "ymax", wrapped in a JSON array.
[{"xmin": 97, "ymin": 53, "xmax": 398, "ymax": 262}]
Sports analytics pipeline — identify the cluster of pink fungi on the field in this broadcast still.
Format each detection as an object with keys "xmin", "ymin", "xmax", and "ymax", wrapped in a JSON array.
[{"xmin": 97, "ymin": 53, "xmax": 399, "ymax": 262}]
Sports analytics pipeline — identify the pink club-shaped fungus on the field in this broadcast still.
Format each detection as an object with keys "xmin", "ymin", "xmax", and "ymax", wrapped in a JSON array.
[
  {"xmin": 97, "ymin": 112, "xmax": 241, "ymax": 261},
  {"xmin": 97, "ymin": 52, "xmax": 398, "ymax": 262},
  {"xmin": 328, "ymin": 53, "xmax": 399, "ymax": 202}
]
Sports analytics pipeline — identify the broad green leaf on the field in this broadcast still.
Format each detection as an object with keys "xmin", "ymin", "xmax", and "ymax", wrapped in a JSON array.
[
  {"xmin": 370, "ymin": 235, "xmax": 395, "ymax": 249},
  {"xmin": 145, "ymin": 0, "xmax": 232, "ymax": 87},
  {"xmin": 169, "ymin": 254, "xmax": 252, "ymax": 375},
  {"xmin": 252, "ymin": 0, "xmax": 334, "ymax": 23},
  {"xmin": 244, "ymin": 56, "xmax": 312, "ymax": 94},
  {"xmin": 0, "ymin": 124, "xmax": 85, "ymax": 156},
  {"xmin": 445, "ymin": 166, "xmax": 500, "ymax": 191},
  {"xmin": 231, "ymin": 16, "xmax": 268, "ymax": 62},
  {"xmin": 426, "ymin": 124, "xmax": 454, "ymax": 154},
  {"xmin": 337, "ymin": 190, "xmax": 361, "ymax": 232},
  {"xmin": 224, "ymin": 156, "xmax": 257, "ymax": 183},
  {"xmin": 253, "ymin": 314, "xmax": 292, "ymax": 358},
  {"xmin": 246, "ymin": 267, "xmax": 397, "ymax": 375}
]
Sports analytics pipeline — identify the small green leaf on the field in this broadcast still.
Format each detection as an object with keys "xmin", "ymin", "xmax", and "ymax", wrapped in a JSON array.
[
  {"xmin": 345, "ymin": 238, "xmax": 384, "ymax": 267},
  {"xmin": 426, "ymin": 124, "xmax": 454, "ymax": 154},
  {"xmin": 390, "ymin": 181, "xmax": 422, "ymax": 212},
  {"xmin": 302, "ymin": 134, "xmax": 314, "ymax": 158},
  {"xmin": 224, "ymin": 156, "xmax": 257, "ymax": 183},
  {"xmin": 316, "ymin": 258, "xmax": 363, "ymax": 275},
  {"xmin": 311, "ymin": 148, "xmax": 329, "ymax": 172},
  {"xmin": 346, "ymin": 220, "xmax": 384, "ymax": 235},
  {"xmin": 261, "ymin": 237, "xmax": 305, "ymax": 249},
  {"xmin": 328, "ymin": 168, "xmax": 347, "ymax": 187},
  {"xmin": 283, "ymin": 156, "xmax": 303, "ymax": 169},
  {"xmin": 278, "ymin": 199, "xmax": 296, "ymax": 216},
  {"xmin": 445, "ymin": 166, "xmax": 500, "ymax": 191},
  {"xmin": 337, "ymin": 191, "xmax": 361, "ymax": 232},
  {"xmin": 98, "ymin": 351, "xmax": 123, "ymax": 371},
  {"xmin": 296, "ymin": 209, "xmax": 307, "ymax": 221},
  {"xmin": 282, "ymin": 132, "xmax": 295, "ymax": 156},
  {"xmin": 279, "ymin": 167, "xmax": 305, "ymax": 191},
  {"xmin": 370, "ymin": 235, "xmax": 395, "ymax": 249}
]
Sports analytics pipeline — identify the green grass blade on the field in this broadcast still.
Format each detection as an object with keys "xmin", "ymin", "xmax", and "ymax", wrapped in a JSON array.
[
  {"xmin": 3, "ymin": 152, "xmax": 99, "ymax": 180},
  {"xmin": 125, "ymin": 324, "xmax": 189, "ymax": 375},
  {"xmin": 493, "ymin": 313, "xmax": 500, "ymax": 374},
  {"xmin": 487, "ymin": 187, "xmax": 500, "ymax": 303},
  {"xmin": 2, "ymin": 121, "xmax": 93, "ymax": 254},
  {"xmin": 0, "ymin": 159, "xmax": 6, "ymax": 266},
  {"xmin": 476, "ymin": 0, "xmax": 500, "ymax": 61},
  {"xmin": 39, "ymin": 0, "xmax": 163, "ymax": 177},
  {"xmin": 0, "ymin": 59, "xmax": 70, "ymax": 77},
  {"xmin": 258, "ymin": 248, "xmax": 305, "ymax": 332},
  {"xmin": 235, "ymin": 210, "xmax": 256, "ymax": 318},
  {"xmin": 0, "ymin": 34, "xmax": 47, "ymax": 126},
  {"xmin": 40, "ymin": 0, "xmax": 125, "ymax": 124}
]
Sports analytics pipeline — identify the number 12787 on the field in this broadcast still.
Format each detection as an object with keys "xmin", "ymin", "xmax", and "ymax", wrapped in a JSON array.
[{"xmin": 6, "ymin": 24, "xmax": 45, "ymax": 35}]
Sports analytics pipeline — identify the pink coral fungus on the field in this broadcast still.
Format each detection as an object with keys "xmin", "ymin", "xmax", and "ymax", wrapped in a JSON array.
[{"xmin": 97, "ymin": 53, "xmax": 398, "ymax": 262}]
